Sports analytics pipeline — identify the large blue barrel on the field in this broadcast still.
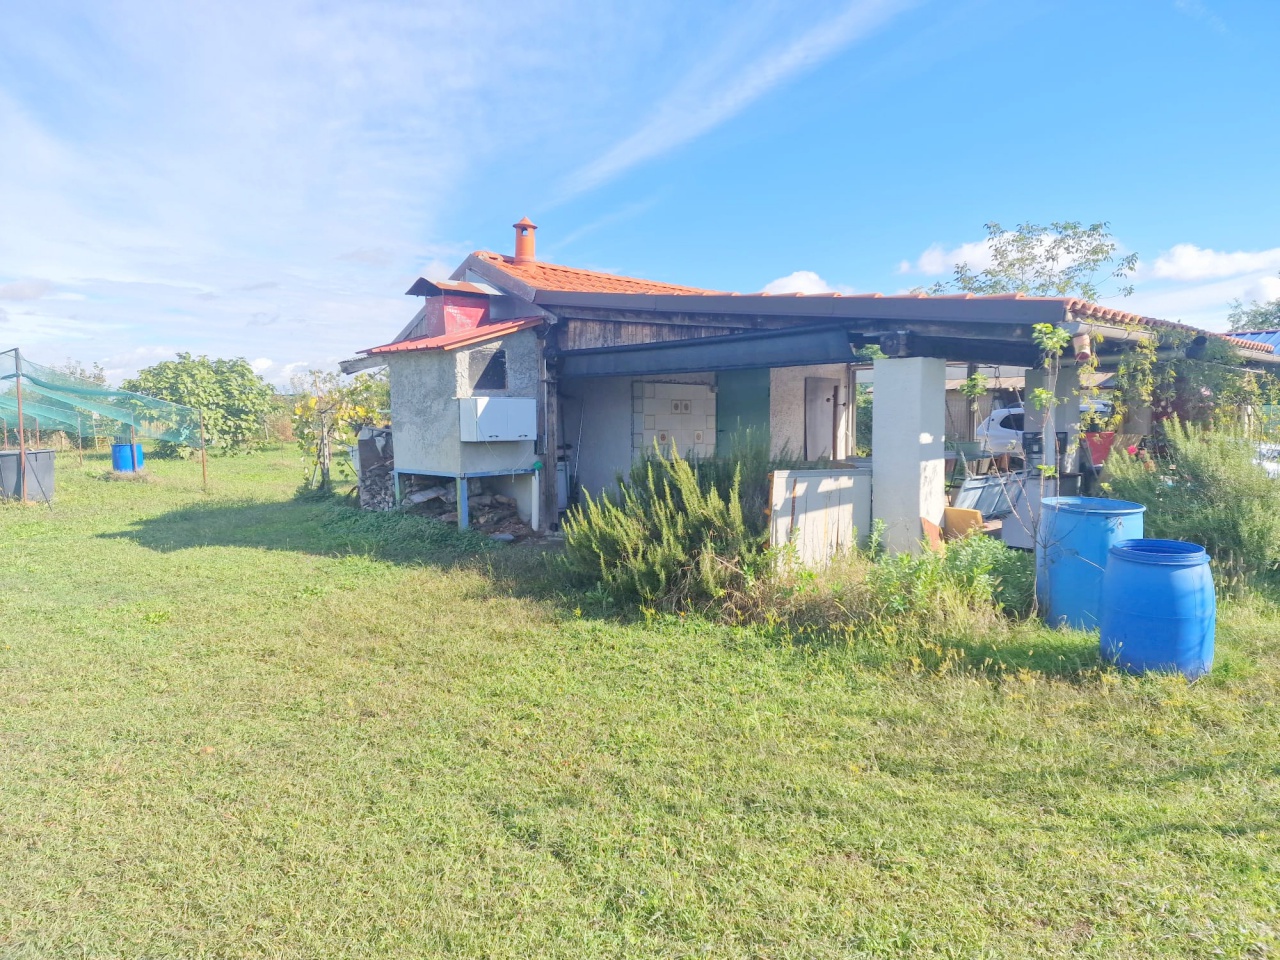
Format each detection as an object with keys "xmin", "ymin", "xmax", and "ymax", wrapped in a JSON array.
[
  {"xmin": 111, "ymin": 442, "xmax": 145, "ymax": 472},
  {"xmin": 1100, "ymin": 539, "xmax": 1215, "ymax": 680},
  {"xmin": 1036, "ymin": 496, "xmax": 1145, "ymax": 629}
]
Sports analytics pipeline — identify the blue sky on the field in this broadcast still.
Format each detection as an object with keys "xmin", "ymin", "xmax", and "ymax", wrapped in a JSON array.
[{"xmin": 2, "ymin": 0, "xmax": 1278, "ymax": 385}]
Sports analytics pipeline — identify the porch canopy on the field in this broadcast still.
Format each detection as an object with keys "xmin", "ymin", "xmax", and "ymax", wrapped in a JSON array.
[
  {"xmin": 539, "ymin": 290, "xmax": 1276, "ymax": 552},
  {"xmin": 541, "ymin": 290, "xmax": 1278, "ymax": 377}
]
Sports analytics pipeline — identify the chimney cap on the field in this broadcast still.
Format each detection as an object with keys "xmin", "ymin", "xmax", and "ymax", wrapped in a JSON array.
[{"xmin": 513, "ymin": 216, "xmax": 537, "ymax": 263}]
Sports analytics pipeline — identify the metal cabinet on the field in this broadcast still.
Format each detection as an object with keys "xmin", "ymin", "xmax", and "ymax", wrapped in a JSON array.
[{"xmin": 458, "ymin": 397, "xmax": 536, "ymax": 442}]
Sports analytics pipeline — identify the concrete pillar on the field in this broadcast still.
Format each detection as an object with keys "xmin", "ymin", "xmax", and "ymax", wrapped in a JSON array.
[
  {"xmin": 871, "ymin": 356, "xmax": 947, "ymax": 553},
  {"xmin": 1052, "ymin": 363, "xmax": 1081, "ymax": 474},
  {"xmin": 1121, "ymin": 400, "xmax": 1152, "ymax": 437},
  {"xmin": 1023, "ymin": 367, "xmax": 1051, "ymax": 465}
]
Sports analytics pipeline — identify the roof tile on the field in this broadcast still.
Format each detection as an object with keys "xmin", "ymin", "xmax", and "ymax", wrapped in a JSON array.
[
  {"xmin": 473, "ymin": 251, "xmax": 722, "ymax": 296},
  {"xmin": 367, "ymin": 317, "xmax": 541, "ymax": 356}
]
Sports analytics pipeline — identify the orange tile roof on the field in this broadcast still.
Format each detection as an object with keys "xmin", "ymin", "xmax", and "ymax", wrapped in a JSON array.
[
  {"xmin": 367, "ymin": 317, "xmax": 541, "ymax": 355},
  {"xmin": 472, "ymin": 251, "xmax": 723, "ymax": 296}
]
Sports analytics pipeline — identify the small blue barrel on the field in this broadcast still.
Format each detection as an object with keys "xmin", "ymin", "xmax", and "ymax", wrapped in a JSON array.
[
  {"xmin": 1036, "ymin": 496, "xmax": 1145, "ymax": 629},
  {"xmin": 1100, "ymin": 539, "xmax": 1215, "ymax": 680},
  {"xmin": 111, "ymin": 442, "xmax": 145, "ymax": 472}
]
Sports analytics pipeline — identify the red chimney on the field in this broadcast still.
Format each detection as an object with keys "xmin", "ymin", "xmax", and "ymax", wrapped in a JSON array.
[{"xmin": 513, "ymin": 217, "xmax": 537, "ymax": 264}]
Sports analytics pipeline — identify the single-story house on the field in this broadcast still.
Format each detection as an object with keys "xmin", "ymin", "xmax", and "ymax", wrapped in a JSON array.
[{"xmin": 348, "ymin": 218, "xmax": 1277, "ymax": 552}]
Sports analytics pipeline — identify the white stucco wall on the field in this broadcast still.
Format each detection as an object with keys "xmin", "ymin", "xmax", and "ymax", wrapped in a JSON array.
[
  {"xmin": 457, "ymin": 330, "xmax": 540, "ymax": 475},
  {"xmin": 387, "ymin": 351, "xmax": 463, "ymax": 476},
  {"xmin": 388, "ymin": 329, "xmax": 541, "ymax": 479},
  {"xmin": 769, "ymin": 364, "xmax": 853, "ymax": 460}
]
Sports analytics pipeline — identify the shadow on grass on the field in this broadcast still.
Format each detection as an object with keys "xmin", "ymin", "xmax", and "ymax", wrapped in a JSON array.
[
  {"xmin": 101, "ymin": 490, "xmax": 507, "ymax": 569},
  {"xmin": 104, "ymin": 490, "xmax": 1106, "ymax": 681}
]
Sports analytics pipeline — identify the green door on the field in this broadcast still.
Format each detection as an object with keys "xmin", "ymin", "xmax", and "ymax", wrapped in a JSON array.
[{"xmin": 715, "ymin": 368, "xmax": 770, "ymax": 456}]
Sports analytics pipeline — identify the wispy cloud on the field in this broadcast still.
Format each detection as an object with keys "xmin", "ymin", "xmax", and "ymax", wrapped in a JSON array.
[
  {"xmin": 1, "ymin": 0, "xmax": 722, "ymax": 384},
  {"xmin": 561, "ymin": 0, "xmax": 918, "ymax": 199},
  {"xmin": 1173, "ymin": 0, "xmax": 1228, "ymax": 35}
]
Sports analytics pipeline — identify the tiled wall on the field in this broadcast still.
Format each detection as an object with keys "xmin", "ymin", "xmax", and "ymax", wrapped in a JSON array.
[{"xmin": 632, "ymin": 380, "xmax": 716, "ymax": 459}]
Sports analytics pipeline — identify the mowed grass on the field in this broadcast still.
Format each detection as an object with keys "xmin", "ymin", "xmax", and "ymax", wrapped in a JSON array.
[{"xmin": 1, "ymin": 448, "xmax": 1278, "ymax": 959}]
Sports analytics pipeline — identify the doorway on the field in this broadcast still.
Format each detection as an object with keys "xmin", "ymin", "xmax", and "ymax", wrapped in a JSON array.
[{"xmin": 804, "ymin": 376, "xmax": 840, "ymax": 460}]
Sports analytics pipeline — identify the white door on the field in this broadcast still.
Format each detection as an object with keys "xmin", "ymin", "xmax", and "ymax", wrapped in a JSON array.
[{"xmin": 804, "ymin": 377, "xmax": 840, "ymax": 460}]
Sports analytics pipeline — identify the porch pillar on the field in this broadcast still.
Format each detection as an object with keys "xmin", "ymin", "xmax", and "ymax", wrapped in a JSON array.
[
  {"xmin": 1121, "ymin": 400, "xmax": 1152, "ymax": 437},
  {"xmin": 1021, "ymin": 367, "xmax": 1054, "ymax": 470},
  {"xmin": 1052, "ymin": 363, "xmax": 1081, "ymax": 474},
  {"xmin": 871, "ymin": 356, "xmax": 947, "ymax": 553}
]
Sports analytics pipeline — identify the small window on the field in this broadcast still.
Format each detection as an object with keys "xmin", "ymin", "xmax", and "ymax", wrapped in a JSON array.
[
  {"xmin": 471, "ymin": 349, "xmax": 507, "ymax": 391},
  {"xmin": 999, "ymin": 413, "xmax": 1025, "ymax": 432}
]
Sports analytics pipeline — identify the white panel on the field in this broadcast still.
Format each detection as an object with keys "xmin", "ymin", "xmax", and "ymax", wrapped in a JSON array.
[
  {"xmin": 769, "ymin": 468, "xmax": 872, "ymax": 568},
  {"xmin": 459, "ymin": 397, "xmax": 536, "ymax": 442}
]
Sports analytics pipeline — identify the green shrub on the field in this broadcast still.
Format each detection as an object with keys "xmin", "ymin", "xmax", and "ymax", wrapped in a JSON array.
[
  {"xmin": 1106, "ymin": 418, "xmax": 1280, "ymax": 585},
  {"xmin": 684, "ymin": 427, "xmax": 799, "ymax": 536},
  {"xmin": 562, "ymin": 443, "xmax": 765, "ymax": 608}
]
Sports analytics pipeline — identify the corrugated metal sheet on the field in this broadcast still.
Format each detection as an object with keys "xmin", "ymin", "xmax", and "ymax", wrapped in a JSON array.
[
  {"xmin": 1234, "ymin": 330, "xmax": 1280, "ymax": 351},
  {"xmin": 769, "ymin": 468, "xmax": 872, "ymax": 568}
]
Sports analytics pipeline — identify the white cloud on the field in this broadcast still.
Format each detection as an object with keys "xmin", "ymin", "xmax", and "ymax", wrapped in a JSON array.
[
  {"xmin": 898, "ymin": 239, "xmax": 994, "ymax": 276},
  {"xmin": 762, "ymin": 270, "xmax": 853, "ymax": 295},
  {"xmin": 563, "ymin": 0, "xmax": 917, "ymax": 198},
  {"xmin": 0, "ymin": 279, "xmax": 54, "ymax": 300},
  {"xmin": 1245, "ymin": 275, "xmax": 1280, "ymax": 304},
  {"xmin": 1148, "ymin": 243, "xmax": 1280, "ymax": 281},
  {"xmin": 250, "ymin": 358, "xmax": 274, "ymax": 374}
]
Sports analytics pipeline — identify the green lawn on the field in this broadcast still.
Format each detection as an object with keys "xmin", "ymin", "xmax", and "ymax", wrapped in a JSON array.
[{"xmin": 1, "ymin": 448, "xmax": 1277, "ymax": 958}]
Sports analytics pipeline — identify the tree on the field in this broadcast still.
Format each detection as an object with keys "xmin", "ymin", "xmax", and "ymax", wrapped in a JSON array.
[
  {"xmin": 122, "ymin": 352, "xmax": 274, "ymax": 456},
  {"xmin": 1226, "ymin": 279, "xmax": 1280, "ymax": 333},
  {"xmin": 291, "ymin": 369, "xmax": 389, "ymax": 488},
  {"xmin": 57, "ymin": 358, "xmax": 107, "ymax": 385},
  {"xmin": 933, "ymin": 221, "xmax": 1138, "ymax": 302}
]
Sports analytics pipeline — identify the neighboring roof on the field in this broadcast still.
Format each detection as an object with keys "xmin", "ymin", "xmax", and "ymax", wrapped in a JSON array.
[
  {"xmin": 1233, "ymin": 329, "xmax": 1280, "ymax": 351},
  {"xmin": 366, "ymin": 317, "xmax": 541, "ymax": 356},
  {"xmin": 470, "ymin": 250, "xmax": 723, "ymax": 296}
]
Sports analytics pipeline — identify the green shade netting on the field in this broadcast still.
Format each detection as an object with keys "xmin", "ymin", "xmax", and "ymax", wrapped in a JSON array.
[{"xmin": 0, "ymin": 349, "xmax": 203, "ymax": 448}]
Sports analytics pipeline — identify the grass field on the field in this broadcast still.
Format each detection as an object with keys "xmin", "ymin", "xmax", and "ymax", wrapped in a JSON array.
[{"xmin": 1, "ymin": 448, "xmax": 1278, "ymax": 958}]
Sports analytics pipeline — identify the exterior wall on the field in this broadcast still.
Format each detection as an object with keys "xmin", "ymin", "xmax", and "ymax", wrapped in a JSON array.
[
  {"xmin": 630, "ymin": 379, "xmax": 715, "ymax": 460},
  {"xmin": 769, "ymin": 364, "xmax": 852, "ymax": 459},
  {"xmin": 387, "ymin": 328, "xmax": 540, "ymax": 480},
  {"xmin": 387, "ymin": 351, "xmax": 463, "ymax": 476},
  {"xmin": 562, "ymin": 376, "xmax": 634, "ymax": 499},
  {"xmin": 561, "ymin": 372, "xmax": 716, "ymax": 500},
  {"xmin": 456, "ymin": 329, "xmax": 540, "ymax": 475}
]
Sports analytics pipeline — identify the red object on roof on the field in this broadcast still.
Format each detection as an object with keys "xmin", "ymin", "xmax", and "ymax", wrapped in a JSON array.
[
  {"xmin": 472, "ymin": 251, "xmax": 722, "ymax": 296},
  {"xmin": 367, "ymin": 317, "xmax": 542, "ymax": 356}
]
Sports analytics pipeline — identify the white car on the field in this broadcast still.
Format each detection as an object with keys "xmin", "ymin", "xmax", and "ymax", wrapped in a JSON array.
[{"xmin": 976, "ymin": 400, "xmax": 1113, "ymax": 456}]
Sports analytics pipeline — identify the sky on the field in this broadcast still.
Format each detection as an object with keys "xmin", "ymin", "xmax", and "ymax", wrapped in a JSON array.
[{"xmin": 2, "ymin": 0, "xmax": 1279, "ymax": 386}]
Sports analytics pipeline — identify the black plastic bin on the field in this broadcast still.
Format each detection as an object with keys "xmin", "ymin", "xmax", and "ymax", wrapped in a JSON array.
[{"xmin": 0, "ymin": 449, "xmax": 55, "ymax": 502}]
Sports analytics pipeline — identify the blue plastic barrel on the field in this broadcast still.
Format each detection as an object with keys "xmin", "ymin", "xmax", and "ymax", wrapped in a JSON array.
[
  {"xmin": 111, "ymin": 442, "xmax": 145, "ymax": 472},
  {"xmin": 1036, "ymin": 496, "xmax": 1145, "ymax": 629},
  {"xmin": 1100, "ymin": 539, "xmax": 1215, "ymax": 680}
]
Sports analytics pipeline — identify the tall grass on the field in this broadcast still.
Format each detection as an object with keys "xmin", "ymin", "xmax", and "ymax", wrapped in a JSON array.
[{"xmin": 1106, "ymin": 418, "xmax": 1280, "ymax": 586}]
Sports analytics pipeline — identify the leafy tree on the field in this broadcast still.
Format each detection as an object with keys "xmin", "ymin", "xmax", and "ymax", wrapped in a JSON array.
[
  {"xmin": 933, "ymin": 221, "xmax": 1138, "ymax": 302},
  {"xmin": 291, "ymin": 369, "xmax": 389, "ymax": 488},
  {"xmin": 56, "ymin": 358, "xmax": 107, "ymax": 385},
  {"xmin": 122, "ymin": 352, "xmax": 274, "ymax": 456},
  {"xmin": 1226, "ymin": 279, "xmax": 1280, "ymax": 333}
]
